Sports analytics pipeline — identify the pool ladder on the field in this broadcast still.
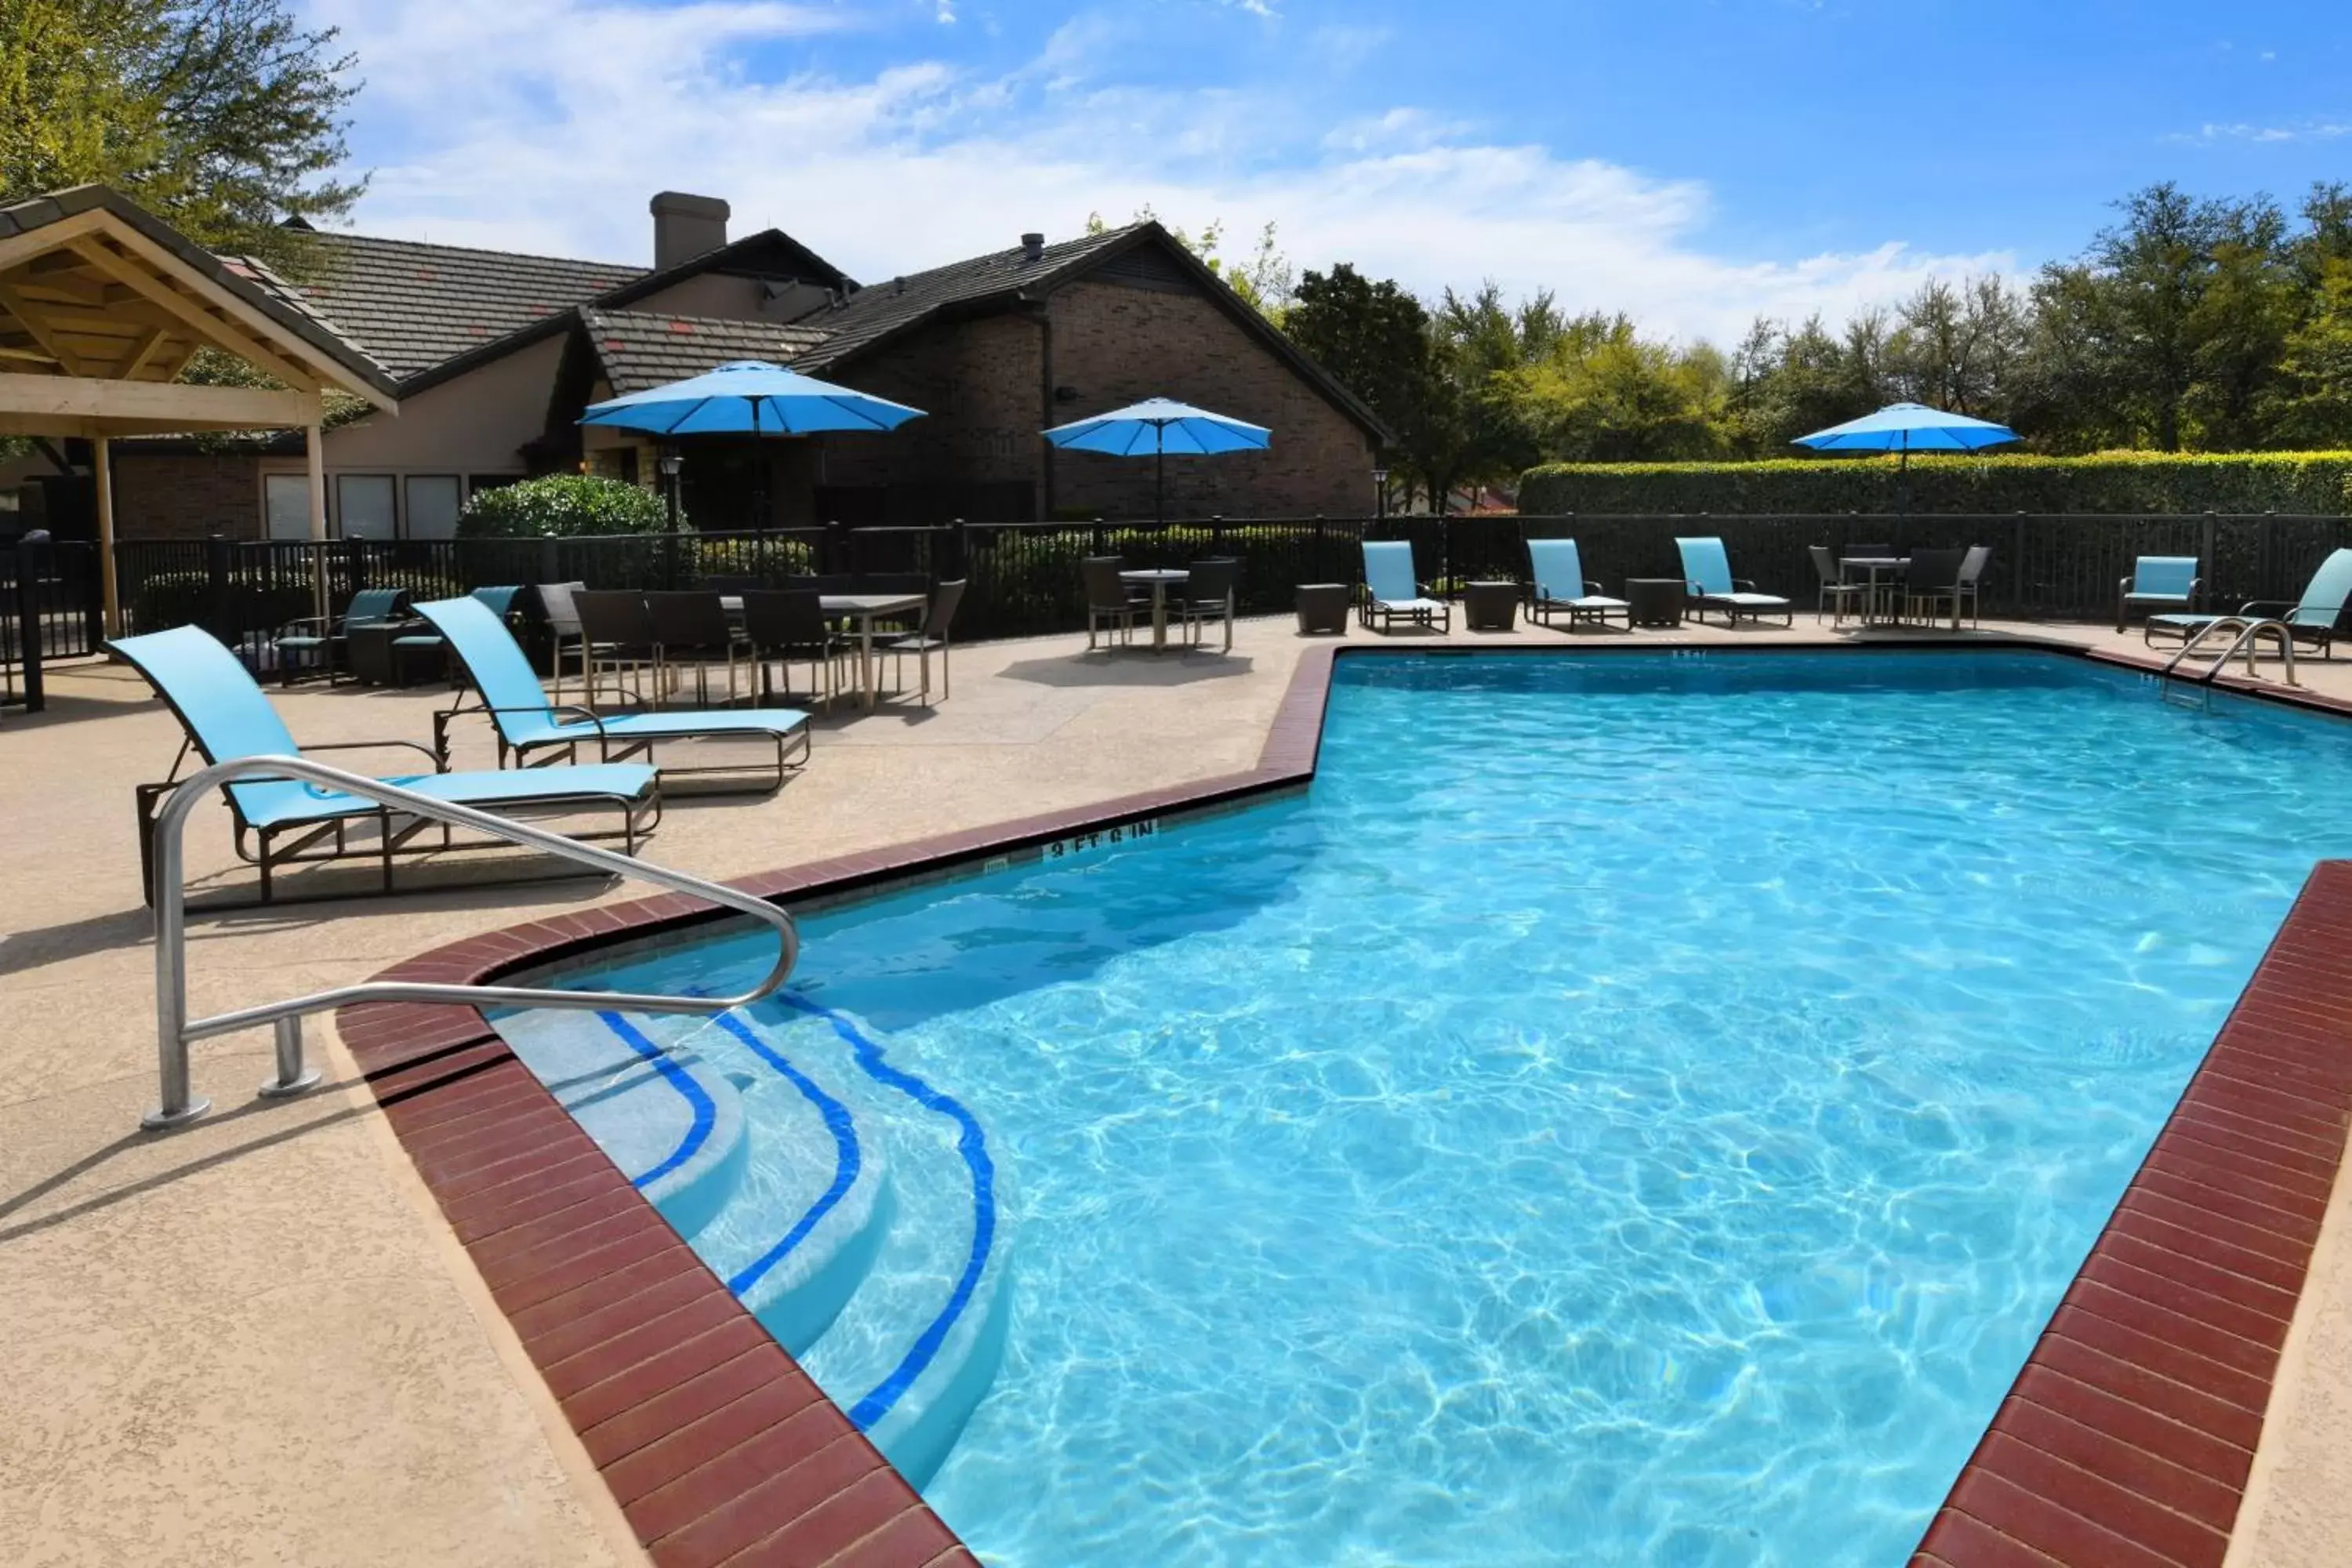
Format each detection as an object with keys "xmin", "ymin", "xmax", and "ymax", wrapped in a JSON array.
[
  {"xmin": 2157, "ymin": 617, "xmax": 2298, "ymax": 710},
  {"xmin": 140, "ymin": 754, "xmax": 799, "ymax": 1131}
]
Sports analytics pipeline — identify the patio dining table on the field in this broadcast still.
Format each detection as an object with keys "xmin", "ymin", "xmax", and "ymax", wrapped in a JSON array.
[
  {"xmin": 721, "ymin": 592, "xmax": 927, "ymax": 712},
  {"xmin": 1120, "ymin": 568, "xmax": 1189, "ymax": 654},
  {"xmin": 1840, "ymin": 556, "xmax": 1909, "ymax": 627}
]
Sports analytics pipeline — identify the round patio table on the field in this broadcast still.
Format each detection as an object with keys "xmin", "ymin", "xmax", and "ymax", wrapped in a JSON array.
[{"xmin": 1120, "ymin": 568, "xmax": 1189, "ymax": 654}]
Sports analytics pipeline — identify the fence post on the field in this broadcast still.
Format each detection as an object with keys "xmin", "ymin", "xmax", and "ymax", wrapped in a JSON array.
[
  {"xmin": 539, "ymin": 533, "xmax": 559, "ymax": 584},
  {"xmin": 2012, "ymin": 513, "xmax": 2027, "ymax": 619},
  {"xmin": 950, "ymin": 517, "xmax": 969, "ymax": 580},
  {"xmin": 12, "ymin": 535, "xmax": 47, "ymax": 712},
  {"xmin": 2201, "ymin": 511, "xmax": 2219, "ymax": 604},
  {"xmin": 205, "ymin": 533, "xmax": 231, "ymax": 639},
  {"xmin": 1091, "ymin": 517, "xmax": 1106, "ymax": 555},
  {"xmin": 822, "ymin": 519, "xmax": 844, "ymax": 575}
]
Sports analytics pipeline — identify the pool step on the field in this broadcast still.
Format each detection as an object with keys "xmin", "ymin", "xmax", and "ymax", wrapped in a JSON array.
[
  {"xmin": 491, "ymin": 1007, "xmax": 748, "ymax": 1241},
  {"xmin": 730, "ymin": 996, "xmax": 1015, "ymax": 1490},
  {"xmin": 607, "ymin": 1010, "xmax": 895, "ymax": 1359}
]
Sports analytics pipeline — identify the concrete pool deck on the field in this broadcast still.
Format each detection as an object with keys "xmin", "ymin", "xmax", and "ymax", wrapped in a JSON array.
[{"xmin": 2, "ymin": 610, "xmax": 2348, "ymax": 1566}]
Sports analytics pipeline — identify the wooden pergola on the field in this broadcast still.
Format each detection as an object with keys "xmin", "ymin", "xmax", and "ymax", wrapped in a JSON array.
[{"xmin": 0, "ymin": 185, "xmax": 398, "ymax": 633}]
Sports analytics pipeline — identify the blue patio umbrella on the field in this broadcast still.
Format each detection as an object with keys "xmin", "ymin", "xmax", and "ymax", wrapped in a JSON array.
[
  {"xmin": 1042, "ymin": 397, "xmax": 1272, "ymax": 524},
  {"xmin": 1794, "ymin": 401, "xmax": 2019, "ymax": 514},
  {"xmin": 579, "ymin": 359, "xmax": 926, "ymax": 436}
]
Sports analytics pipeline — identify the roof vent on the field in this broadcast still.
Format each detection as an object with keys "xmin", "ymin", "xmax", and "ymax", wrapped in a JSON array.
[
  {"xmin": 892, "ymin": 275, "xmax": 906, "ymax": 296},
  {"xmin": 1021, "ymin": 232, "xmax": 1044, "ymax": 263},
  {"xmin": 650, "ymin": 191, "xmax": 731, "ymax": 270}
]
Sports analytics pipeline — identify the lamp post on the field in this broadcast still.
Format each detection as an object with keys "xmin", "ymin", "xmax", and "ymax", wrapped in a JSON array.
[
  {"xmin": 1373, "ymin": 466, "xmax": 1389, "ymax": 521},
  {"xmin": 658, "ymin": 447, "xmax": 684, "ymax": 587}
]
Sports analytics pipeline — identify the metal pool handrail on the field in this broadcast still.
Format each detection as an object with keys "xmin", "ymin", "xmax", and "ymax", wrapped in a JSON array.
[{"xmin": 144, "ymin": 754, "xmax": 798, "ymax": 1131}]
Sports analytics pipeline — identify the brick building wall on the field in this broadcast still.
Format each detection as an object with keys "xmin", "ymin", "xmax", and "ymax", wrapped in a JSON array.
[
  {"xmin": 819, "ymin": 265, "xmax": 1377, "ymax": 521},
  {"xmin": 822, "ymin": 313, "xmax": 1046, "ymax": 503},
  {"xmin": 110, "ymin": 452, "xmax": 266, "ymax": 540},
  {"xmin": 1044, "ymin": 279, "xmax": 1376, "ymax": 519}
]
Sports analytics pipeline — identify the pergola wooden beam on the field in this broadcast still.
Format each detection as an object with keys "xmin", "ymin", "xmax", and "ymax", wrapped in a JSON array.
[
  {"xmin": 0, "ymin": 281, "xmax": 92, "ymax": 375},
  {"xmin": 0, "ymin": 370, "xmax": 320, "ymax": 426},
  {"xmin": 66, "ymin": 238, "xmax": 323, "ymax": 394}
]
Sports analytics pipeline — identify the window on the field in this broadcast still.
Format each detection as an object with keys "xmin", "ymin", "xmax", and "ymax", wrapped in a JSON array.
[
  {"xmin": 405, "ymin": 474, "xmax": 463, "ymax": 540},
  {"xmin": 263, "ymin": 474, "xmax": 311, "ymax": 540},
  {"xmin": 336, "ymin": 474, "xmax": 396, "ymax": 539}
]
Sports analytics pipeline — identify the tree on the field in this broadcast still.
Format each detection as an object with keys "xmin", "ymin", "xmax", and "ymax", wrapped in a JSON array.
[
  {"xmin": 0, "ymin": 0, "xmax": 363, "ymax": 269},
  {"xmin": 1283, "ymin": 263, "xmax": 1446, "ymax": 506},
  {"xmin": 1085, "ymin": 208, "xmax": 1294, "ymax": 318}
]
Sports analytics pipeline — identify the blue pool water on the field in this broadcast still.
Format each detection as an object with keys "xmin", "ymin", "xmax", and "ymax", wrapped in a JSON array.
[{"xmin": 497, "ymin": 651, "xmax": 2352, "ymax": 1566}]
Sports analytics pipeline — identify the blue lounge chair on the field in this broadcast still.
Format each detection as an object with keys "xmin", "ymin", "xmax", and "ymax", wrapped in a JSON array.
[
  {"xmin": 1360, "ymin": 540, "xmax": 1450, "ymax": 633},
  {"xmin": 2118, "ymin": 556, "xmax": 2202, "ymax": 633},
  {"xmin": 1526, "ymin": 538, "xmax": 1629, "ymax": 632},
  {"xmin": 109, "ymin": 624, "xmax": 658, "ymax": 904},
  {"xmin": 1676, "ymin": 537, "xmax": 1792, "ymax": 628},
  {"xmin": 2146, "ymin": 548, "xmax": 2352, "ymax": 659},
  {"xmin": 415, "ymin": 596, "xmax": 812, "ymax": 793}
]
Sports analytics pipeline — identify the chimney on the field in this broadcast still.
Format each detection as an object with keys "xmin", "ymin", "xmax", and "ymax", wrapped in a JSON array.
[
  {"xmin": 650, "ymin": 191, "xmax": 730, "ymax": 270},
  {"xmin": 1021, "ymin": 232, "xmax": 1044, "ymax": 263}
]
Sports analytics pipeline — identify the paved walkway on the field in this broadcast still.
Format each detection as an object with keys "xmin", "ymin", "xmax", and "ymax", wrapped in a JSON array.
[{"xmin": 2, "ymin": 612, "xmax": 2347, "ymax": 1564}]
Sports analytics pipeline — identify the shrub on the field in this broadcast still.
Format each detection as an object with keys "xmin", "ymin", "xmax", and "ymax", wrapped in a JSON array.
[
  {"xmin": 1516, "ymin": 450, "xmax": 2352, "ymax": 516},
  {"xmin": 457, "ymin": 474, "xmax": 673, "ymax": 539}
]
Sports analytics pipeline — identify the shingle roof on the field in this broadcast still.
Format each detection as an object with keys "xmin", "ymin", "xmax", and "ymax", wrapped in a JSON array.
[
  {"xmin": 582, "ymin": 308, "xmax": 832, "ymax": 393},
  {"xmin": 791, "ymin": 227, "xmax": 1138, "ymax": 372},
  {"xmin": 292, "ymin": 232, "xmax": 645, "ymax": 380}
]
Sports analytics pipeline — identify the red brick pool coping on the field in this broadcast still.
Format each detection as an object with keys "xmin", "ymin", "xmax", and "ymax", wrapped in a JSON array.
[{"xmin": 338, "ymin": 637, "xmax": 2352, "ymax": 1568}]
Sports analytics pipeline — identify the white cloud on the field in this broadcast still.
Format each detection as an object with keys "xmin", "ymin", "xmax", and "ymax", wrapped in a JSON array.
[
  {"xmin": 311, "ymin": 0, "xmax": 2012, "ymax": 344},
  {"xmin": 2174, "ymin": 120, "xmax": 2350, "ymax": 144}
]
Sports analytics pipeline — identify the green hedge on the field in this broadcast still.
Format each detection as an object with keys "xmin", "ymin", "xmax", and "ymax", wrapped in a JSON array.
[{"xmin": 1517, "ymin": 451, "xmax": 2352, "ymax": 516}]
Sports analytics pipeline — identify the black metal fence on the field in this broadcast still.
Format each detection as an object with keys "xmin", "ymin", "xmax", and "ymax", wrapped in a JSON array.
[
  {"xmin": 89, "ymin": 511, "xmax": 2352, "ymax": 656},
  {"xmin": 2, "ymin": 537, "xmax": 101, "ymax": 712}
]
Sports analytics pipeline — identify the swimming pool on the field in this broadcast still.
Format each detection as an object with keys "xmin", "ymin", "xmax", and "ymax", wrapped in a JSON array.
[{"xmin": 492, "ymin": 650, "xmax": 2352, "ymax": 1566}]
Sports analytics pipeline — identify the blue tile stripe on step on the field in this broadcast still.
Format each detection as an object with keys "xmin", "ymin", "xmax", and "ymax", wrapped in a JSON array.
[
  {"xmin": 594, "ymin": 1011, "xmax": 717, "ymax": 1190},
  {"xmin": 709, "ymin": 1009, "xmax": 865, "ymax": 1294},
  {"xmin": 775, "ymin": 990, "xmax": 998, "ymax": 1430}
]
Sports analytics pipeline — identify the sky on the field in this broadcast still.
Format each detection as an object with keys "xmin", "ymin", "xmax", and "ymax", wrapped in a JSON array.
[{"xmin": 308, "ymin": 0, "xmax": 2352, "ymax": 345}]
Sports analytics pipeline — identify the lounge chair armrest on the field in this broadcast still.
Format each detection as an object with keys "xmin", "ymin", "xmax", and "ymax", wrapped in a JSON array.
[
  {"xmin": 2233, "ymin": 600, "xmax": 2296, "ymax": 618},
  {"xmin": 299, "ymin": 737, "xmax": 447, "ymax": 771},
  {"xmin": 1733, "ymin": 578, "xmax": 1762, "ymax": 592},
  {"xmin": 467, "ymin": 701, "xmax": 611, "ymax": 737}
]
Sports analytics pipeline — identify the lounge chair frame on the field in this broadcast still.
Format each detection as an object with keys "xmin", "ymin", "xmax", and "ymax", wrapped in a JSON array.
[
  {"xmin": 1359, "ymin": 541, "xmax": 1452, "ymax": 634},
  {"xmin": 1676, "ymin": 537, "xmax": 1794, "ymax": 629},
  {"xmin": 421, "ymin": 597, "xmax": 811, "ymax": 795},
  {"xmin": 111, "ymin": 630, "xmax": 659, "ymax": 906},
  {"xmin": 2143, "ymin": 549, "xmax": 2352, "ymax": 659},
  {"xmin": 1526, "ymin": 539, "xmax": 1631, "ymax": 632}
]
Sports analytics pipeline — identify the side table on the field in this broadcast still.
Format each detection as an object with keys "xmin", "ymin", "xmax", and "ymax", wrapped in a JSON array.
[
  {"xmin": 1462, "ymin": 580, "xmax": 1519, "ymax": 632},
  {"xmin": 1295, "ymin": 583, "xmax": 1351, "ymax": 634},
  {"xmin": 1624, "ymin": 577, "xmax": 1686, "ymax": 628}
]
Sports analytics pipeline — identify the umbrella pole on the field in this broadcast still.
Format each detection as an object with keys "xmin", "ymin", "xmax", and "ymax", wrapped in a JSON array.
[{"xmin": 1156, "ymin": 427, "xmax": 1166, "ymax": 535}]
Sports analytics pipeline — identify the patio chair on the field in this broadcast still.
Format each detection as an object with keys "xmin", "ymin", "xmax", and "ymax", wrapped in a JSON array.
[
  {"xmin": 1175, "ymin": 558, "xmax": 1239, "ymax": 652},
  {"xmin": 1956, "ymin": 546, "xmax": 1991, "ymax": 628},
  {"xmin": 2145, "ymin": 548, "xmax": 2352, "ymax": 659},
  {"xmin": 739, "ymin": 589, "xmax": 841, "ymax": 711},
  {"xmin": 1083, "ymin": 556, "xmax": 1142, "ymax": 650},
  {"xmin": 1526, "ymin": 538, "xmax": 1630, "ymax": 631},
  {"xmin": 1360, "ymin": 540, "xmax": 1451, "ymax": 633},
  {"xmin": 1808, "ymin": 546, "xmax": 1867, "ymax": 626},
  {"xmin": 416, "ymin": 596, "xmax": 812, "ymax": 794},
  {"xmin": 369, "ymin": 585, "xmax": 524, "ymax": 689},
  {"xmin": 645, "ymin": 590, "xmax": 747, "ymax": 708},
  {"xmin": 535, "ymin": 581, "xmax": 588, "ymax": 701},
  {"xmin": 1900, "ymin": 548, "xmax": 1967, "ymax": 630},
  {"xmin": 573, "ymin": 590, "xmax": 660, "ymax": 710},
  {"xmin": 880, "ymin": 579, "xmax": 967, "ymax": 701},
  {"xmin": 2117, "ymin": 556, "xmax": 2201, "ymax": 633},
  {"xmin": 1675, "ymin": 538, "xmax": 1792, "ymax": 628},
  {"xmin": 108, "ymin": 624, "xmax": 658, "ymax": 905},
  {"xmin": 271, "ymin": 586, "xmax": 408, "ymax": 687}
]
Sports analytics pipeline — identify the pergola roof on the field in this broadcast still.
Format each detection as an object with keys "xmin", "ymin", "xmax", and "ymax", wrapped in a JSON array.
[{"xmin": 0, "ymin": 184, "xmax": 399, "ymax": 437}]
